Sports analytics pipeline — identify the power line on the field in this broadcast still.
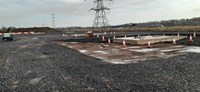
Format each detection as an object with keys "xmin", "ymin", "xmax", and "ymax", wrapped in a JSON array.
[{"xmin": 68, "ymin": 0, "xmax": 87, "ymax": 14}]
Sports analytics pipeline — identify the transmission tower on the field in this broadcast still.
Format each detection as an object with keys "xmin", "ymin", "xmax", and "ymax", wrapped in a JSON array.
[
  {"xmin": 90, "ymin": 0, "xmax": 112, "ymax": 28},
  {"xmin": 52, "ymin": 13, "xmax": 56, "ymax": 28}
]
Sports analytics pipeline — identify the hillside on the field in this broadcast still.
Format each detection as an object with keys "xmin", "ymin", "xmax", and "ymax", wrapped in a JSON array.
[{"xmin": 112, "ymin": 17, "xmax": 200, "ymax": 28}]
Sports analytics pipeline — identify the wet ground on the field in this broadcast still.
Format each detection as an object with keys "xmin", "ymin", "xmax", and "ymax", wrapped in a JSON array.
[{"xmin": 60, "ymin": 32, "xmax": 200, "ymax": 64}]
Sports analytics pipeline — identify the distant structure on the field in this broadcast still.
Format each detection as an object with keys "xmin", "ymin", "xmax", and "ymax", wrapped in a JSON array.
[
  {"xmin": 52, "ymin": 13, "xmax": 56, "ymax": 28},
  {"xmin": 90, "ymin": 0, "xmax": 113, "ymax": 28}
]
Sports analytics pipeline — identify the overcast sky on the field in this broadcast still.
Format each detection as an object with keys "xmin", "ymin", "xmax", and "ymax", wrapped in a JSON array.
[{"xmin": 0, "ymin": 0, "xmax": 200, "ymax": 28}]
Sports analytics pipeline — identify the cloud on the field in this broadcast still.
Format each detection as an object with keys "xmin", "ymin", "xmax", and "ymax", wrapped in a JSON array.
[
  {"xmin": 108, "ymin": 0, "xmax": 200, "ymax": 24},
  {"xmin": 61, "ymin": 0, "xmax": 83, "ymax": 3},
  {"xmin": 0, "ymin": 0, "xmax": 200, "ymax": 27}
]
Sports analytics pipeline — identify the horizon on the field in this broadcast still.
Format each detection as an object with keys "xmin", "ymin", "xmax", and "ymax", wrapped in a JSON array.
[{"xmin": 1, "ymin": 16, "xmax": 200, "ymax": 28}]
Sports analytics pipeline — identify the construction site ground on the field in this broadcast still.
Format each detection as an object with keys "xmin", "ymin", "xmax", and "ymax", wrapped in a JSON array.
[
  {"xmin": 1, "ymin": 32, "xmax": 200, "ymax": 91},
  {"xmin": 58, "ymin": 41, "xmax": 186, "ymax": 64}
]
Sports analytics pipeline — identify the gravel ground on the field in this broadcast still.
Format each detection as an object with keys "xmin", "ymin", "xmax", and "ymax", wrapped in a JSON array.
[{"xmin": 1, "ymin": 32, "xmax": 200, "ymax": 92}]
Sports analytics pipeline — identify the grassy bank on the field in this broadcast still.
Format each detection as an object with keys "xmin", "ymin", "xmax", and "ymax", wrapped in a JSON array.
[
  {"xmin": 129, "ymin": 26, "xmax": 200, "ymax": 32},
  {"xmin": 65, "ymin": 26, "xmax": 200, "ymax": 32}
]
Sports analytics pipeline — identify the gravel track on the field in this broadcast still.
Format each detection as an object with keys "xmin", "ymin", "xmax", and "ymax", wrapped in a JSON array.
[{"xmin": 0, "ymin": 32, "xmax": 200, "ymax": 91}]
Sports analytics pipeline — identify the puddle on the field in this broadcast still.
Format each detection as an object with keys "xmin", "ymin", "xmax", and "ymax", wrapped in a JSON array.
[
  {"xmin": 111, "ymin": 61, "xmax": 129, "ymax": 64},
  {"xmin": 115, "ymin": 46, "xmax": 121, "ymax": 48},
  {"xmin": 174, "ymin": 46, "xmax": 184, "ymax": 48},
  {"xmin": 33, "ymin": 38, "xmax": 39, "ymax": 40},
  {"xmin": 68, "ymin": 46, "xmax": 73, "ymax": 48},
  {"xmin": 132, "ymin": 48, "xmax": 157, "ymax": 52},
  {"xmin": 180, "ymin": 46, "xmax": 200, "ymax": 53},
  {"xmin": 160, "ymin": 49, "xmax": 180, "ymax": 52},
  {"xmin": 62, "ymin": 43, "xmax": 66, "ymax": 45},
  {"xmin": 94, "ymin": 51, "xmax": 108, "ymax": 54},
  {"xmin": 70, "ymin": 42, "xmax": 78, "ymax": 44},
  {"xmin": 121, "ymin": 47, "xmax": 128, "ymax": 50},
  {"xmin": 79, "ymin": 50, "xmax": 88, "ymax": 53},
  {"xmin": 126, "ymin": 46, "xmax": 141, "ymax": 49},
  {"xmin": 20, "ymin": 45, "xmax": 28, "ymax": 48},
  {"xmin": 104, "ymin": 45, "xmax": 110, "ymax": 47},
  {"xmin": 107, "ymin": 59, "xmax": 129, "ymax": 64}
]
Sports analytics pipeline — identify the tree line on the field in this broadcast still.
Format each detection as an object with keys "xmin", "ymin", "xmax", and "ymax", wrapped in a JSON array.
[
  {"xmin": 137, "ymin": 17, "xmax": 200, "ymax": 27},
  {"xmin": 111, "ymin": 17, "xmax": 200, "ymax": 28}
]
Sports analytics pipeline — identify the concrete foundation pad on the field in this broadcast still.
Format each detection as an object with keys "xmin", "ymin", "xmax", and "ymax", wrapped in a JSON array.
[{"xmin": 113, "ymin": 36, "xmax": 187, "ymax": 45}]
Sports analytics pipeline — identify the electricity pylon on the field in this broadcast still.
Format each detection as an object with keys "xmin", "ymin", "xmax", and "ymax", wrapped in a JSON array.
[{"xmin": 90, "ymin": 0, "xmax": 112, "ymax": 28}]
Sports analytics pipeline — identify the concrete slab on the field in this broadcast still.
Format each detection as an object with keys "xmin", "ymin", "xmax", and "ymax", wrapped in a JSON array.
[{"xmin": 113, "ymin": 36, "xmax": 187, "ymax": 45}]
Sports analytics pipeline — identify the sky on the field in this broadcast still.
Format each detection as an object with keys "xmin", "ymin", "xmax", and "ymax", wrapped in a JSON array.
[{"xmin": 0, "ymin": 0, "xmax": 200, "ymax": 28}]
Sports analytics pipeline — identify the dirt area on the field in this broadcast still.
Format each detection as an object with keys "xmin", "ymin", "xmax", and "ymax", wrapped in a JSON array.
[{"xmin": 56, "ymin": 39, "xmax": 192, "ymax": 64}]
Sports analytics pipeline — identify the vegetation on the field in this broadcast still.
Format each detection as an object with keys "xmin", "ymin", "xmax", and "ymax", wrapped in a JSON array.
[
  {"xmin": 0, "ymin": 27, "xmax": 7, "ymax": 33},
  {"xmin": 61, "ymin": 17, "xmax": 200, "ymax": 32},
  {"xmin": 129, "ymin": 26, "xmax": 200, "ymax": 32},
  {"xmin": 108, "ymin": 17, "xmax": 200, "ymax": 32},
  {"xmin": 0, "ymin": 27, "xmax": 16, "ymax": 33},
  {"xmin": 131, "ymin": 17, "xmax": 200, "ymax": 27},
  {"xmin": 160, "ymin": 17, "xmax": 200, "ymax": 26}
]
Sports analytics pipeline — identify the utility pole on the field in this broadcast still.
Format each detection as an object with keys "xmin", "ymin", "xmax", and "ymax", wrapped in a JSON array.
[
  {"xmin": 52, "ymin": 13, "xmax": 56, "ymax": 28},
  {"xmin": 90, "ymin": 0, "xmax": 112, "ymax": 28}
]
